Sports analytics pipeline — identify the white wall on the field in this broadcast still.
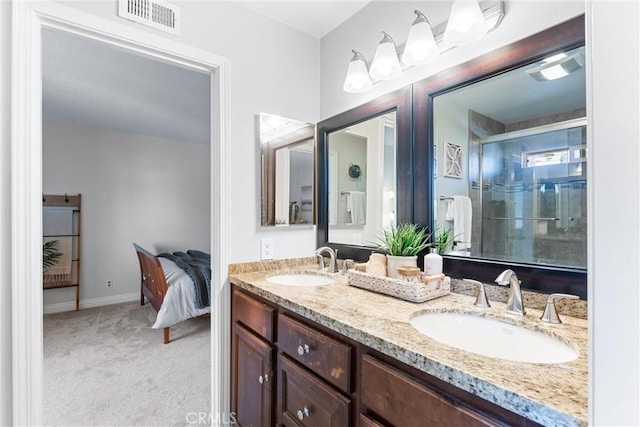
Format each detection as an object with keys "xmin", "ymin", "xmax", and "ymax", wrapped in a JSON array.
[
  {"xmin": 0, "ymin": 1, "xmax": 11, "ymax": 424},
  {"xmin": 57, "ymin": 0, "xmax": 321, "ymax": 262},
  {"xmin": 42, "ymin": 122, "xmax": 210, "ymax": 311},
  {"xmin": 588, "ymin": 1, "xmax": 640, "ymax": 424}
]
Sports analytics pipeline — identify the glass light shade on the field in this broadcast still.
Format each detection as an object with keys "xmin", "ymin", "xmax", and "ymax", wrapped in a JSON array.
[
  {"xmin": 369, "ymin": 32, "xmax": 401, "ymax": 81},
  {"xmin": 343, "ymin": 50, "xmax": 372, "ymax": 93},
  {"xmin": 401, "ymin": 10, "xmax": 439, "ymax": 66},
  {"xmin": 443, "ymin": 0, "xmax": 488, "ymax": 46}
]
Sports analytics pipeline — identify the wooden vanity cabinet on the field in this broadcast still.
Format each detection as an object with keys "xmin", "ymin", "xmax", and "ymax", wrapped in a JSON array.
[{"xmin": 231, "ymin": 286, "xmax": 538, "ymax": 427}]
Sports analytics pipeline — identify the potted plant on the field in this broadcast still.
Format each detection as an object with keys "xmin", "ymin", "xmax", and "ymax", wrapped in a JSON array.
[
  {"xmin": 378, "ymin": 222, "xmax": 431, "ymax": 278},
  {"xmin": 433, "ymin": 225, "xmax": 455, "ymax": 255}
]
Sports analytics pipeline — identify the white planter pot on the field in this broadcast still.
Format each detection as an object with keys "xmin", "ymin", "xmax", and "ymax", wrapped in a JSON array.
[{"xmin": 386, "ymin": 255, "xmax": 418, "ymax": 279}]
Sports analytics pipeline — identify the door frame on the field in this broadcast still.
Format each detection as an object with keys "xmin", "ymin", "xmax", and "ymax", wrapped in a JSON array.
[{"xmin": 11, "ymin": 2, "xmax": 230, "ymax": 424}]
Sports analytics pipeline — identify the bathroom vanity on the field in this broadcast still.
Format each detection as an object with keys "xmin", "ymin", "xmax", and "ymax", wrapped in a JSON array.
[{"xmin": 229, "ymin": 260, "xmax": 587, "ymax": 427}]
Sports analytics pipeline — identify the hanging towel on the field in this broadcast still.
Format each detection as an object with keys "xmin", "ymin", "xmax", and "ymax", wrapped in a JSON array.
[
  {"xmin": 347, "ymin": 191, "xmax": 366, "ymax": 225},
  {"xmin": 43, "ymin": 207, "xmax": 74, "ymax": 284},
  {"xmin": 445, "ymin": 195, "xmax": 472, "ymax": 250}
]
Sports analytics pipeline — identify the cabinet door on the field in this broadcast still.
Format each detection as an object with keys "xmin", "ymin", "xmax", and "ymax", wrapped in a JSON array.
[{"xmin": 232, "ymin": 323, "xmax": 274, "ymax": 427}]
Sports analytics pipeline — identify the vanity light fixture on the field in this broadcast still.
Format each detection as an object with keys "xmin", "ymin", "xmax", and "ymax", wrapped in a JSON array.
[
  {"xmin": 401, "ymin": 10, "xmax": 439, "ymax": 66},
  {"xmin": 369, "ymin": 32, "xmax": 402, "ymax": 81},
  {"xmin": 443, "ymin": 0, "xmax": 489, "ymax": 46},
  {"xmin": 343, "ymin": 50, "xmax": 373, "ymax": 93},
  {"xmin": 343, "ymin": 1, "xmax": 504, "ymax": 93}
]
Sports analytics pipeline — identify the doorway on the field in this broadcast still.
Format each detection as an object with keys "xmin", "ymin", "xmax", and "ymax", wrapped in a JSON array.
[{"xmin": 11, "ymin": 2, "xmax": 230, "ymax": 424}]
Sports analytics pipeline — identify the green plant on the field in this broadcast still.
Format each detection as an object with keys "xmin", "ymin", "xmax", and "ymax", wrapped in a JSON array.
[
  {"xmin": 433, "ymin": 225, "xmax": 455, "ymax": 254},
  {"xmin": 43, "ymin": 240, "xmax": 63, "ymax": 271},
  {"xmin": 378, "ymin": 223, "xmax": 431, "ymax": 256}
]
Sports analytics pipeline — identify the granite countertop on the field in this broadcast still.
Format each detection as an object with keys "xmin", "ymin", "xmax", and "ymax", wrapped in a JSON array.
[{"xmin": 229, "ymin": 262, "xmax": 588, "ymax": 427}]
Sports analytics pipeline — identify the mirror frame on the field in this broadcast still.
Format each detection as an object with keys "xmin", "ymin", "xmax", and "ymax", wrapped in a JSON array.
[
  {"xmin": 413, "ymin": 15, "xmax": 587, "ymax": 298},
  {"xmin": 316, "ymin": 86, "xmax": 413, "ymax": 261}
]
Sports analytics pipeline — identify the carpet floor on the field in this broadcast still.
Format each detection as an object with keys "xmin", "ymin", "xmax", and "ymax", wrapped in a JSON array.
[{"xmin": 43, "ymin": 301, "xmax": 211, "ymax": 427}]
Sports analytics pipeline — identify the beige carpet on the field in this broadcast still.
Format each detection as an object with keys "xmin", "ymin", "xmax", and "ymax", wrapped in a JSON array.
[{"xmin": 44, "ymin": 302, "xmax": 211, "ymax": 427}]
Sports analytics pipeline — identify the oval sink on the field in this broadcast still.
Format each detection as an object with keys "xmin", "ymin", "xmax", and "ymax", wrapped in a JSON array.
[
  {"xmin": 410, "ymin": 311, "xmax": 578, "ymax": 364},
  {"xmin": 266, "ymin": 273, "xmax": 334, "ymax": 287}
]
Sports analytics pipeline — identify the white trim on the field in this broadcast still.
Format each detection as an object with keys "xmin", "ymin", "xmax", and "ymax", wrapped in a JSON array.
[
  {"xmin": 43, "ymin": 293, "xmax": 140, "ymax": 315},
  {"xmin": 11, "ymin": 2, "xmax": 230, "ymax": 424}
]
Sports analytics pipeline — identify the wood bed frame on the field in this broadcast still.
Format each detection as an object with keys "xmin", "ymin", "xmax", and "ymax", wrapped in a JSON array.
[{"xmin": 134, "ymin": 243, "xmax": 172, "ymax": 344}]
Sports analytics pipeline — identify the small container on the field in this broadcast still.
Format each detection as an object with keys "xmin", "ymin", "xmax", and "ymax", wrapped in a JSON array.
[{"xmin": 424, "ymin": 247, "xmax": 443, "ymax": 276}]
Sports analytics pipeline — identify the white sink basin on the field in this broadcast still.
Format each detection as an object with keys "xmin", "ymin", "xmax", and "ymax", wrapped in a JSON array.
[
  {"xmin": 266, "ymin": 273, "xmax": 334, "ymax": 287},
  {"xmin": 410, "ymin": 311, "xmax": 578, "ymax": 364}
]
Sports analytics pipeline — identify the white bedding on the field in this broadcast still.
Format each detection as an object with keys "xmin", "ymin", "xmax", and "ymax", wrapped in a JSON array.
[{"xmin": 152, "ymin": 257, "xmax": 210, "ymax": 329}]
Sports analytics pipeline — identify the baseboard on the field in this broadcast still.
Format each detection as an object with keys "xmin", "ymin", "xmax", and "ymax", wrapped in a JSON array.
[{"xmin": 43, "ymin": 292, "xmax": 139, "ymax": 314}]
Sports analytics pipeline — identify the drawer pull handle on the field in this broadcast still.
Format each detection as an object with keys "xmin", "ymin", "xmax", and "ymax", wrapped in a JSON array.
[
  {"xmin": 258, "ymin": 374, "xmax": 269, "ymax": 384},
  {"xmin": 296, "ymin": 406, "xmax": 309, "ymax": 421},
  {"xmin": 297, "ymin": 344, "xmax": 310, "ymax": 356}
]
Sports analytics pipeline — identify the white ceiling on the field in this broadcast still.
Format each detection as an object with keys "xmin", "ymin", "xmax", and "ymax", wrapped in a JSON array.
[
  {"xmin": 238, "ymin": 1, "xmax": 371, "ymax": 38},
  {"xmin": 42, "ymin": 29, "xmax": 211, "ymax": 144}
]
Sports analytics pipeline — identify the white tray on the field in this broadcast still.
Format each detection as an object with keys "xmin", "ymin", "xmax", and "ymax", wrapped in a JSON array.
[{"xmin": 347, "ymin": 269, "xmax": 450, "ymax": 303}]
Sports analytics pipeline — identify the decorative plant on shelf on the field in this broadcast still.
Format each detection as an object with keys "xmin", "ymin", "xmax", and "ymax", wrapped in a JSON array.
[
  {"xmin": 379, "ymin": 222, "xmax": 431, "ymax": 257},
  {"xmin": 43, "ymin": 239, "xmax": 63, "ymax": 272}
]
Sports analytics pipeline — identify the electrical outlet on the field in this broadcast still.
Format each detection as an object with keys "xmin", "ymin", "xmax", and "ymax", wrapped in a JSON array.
[
  {"xmin": 106, "ymin": 279, "xmax": 113, "ymax": 288},
  {"xmin": 261, "ymin": 238, "xmax": 274, "ymax": 260}
]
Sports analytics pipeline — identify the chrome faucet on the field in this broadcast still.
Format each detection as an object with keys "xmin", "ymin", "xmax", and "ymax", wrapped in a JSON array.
[
  {"xmin": 315, "ymin": 246, "xmax": 337, "ymax": 273},
  {"xmin": 495, "ymin": 269, "xmax": 526, "ymax": 316}
]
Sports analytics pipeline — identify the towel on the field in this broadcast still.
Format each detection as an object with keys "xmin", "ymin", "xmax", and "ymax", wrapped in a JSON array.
[
  {"xmin": 445, "ymin": 195, "xmax": 472, "ymax": 250},
  {"xmin": 346, "ymin": 191, "xmax": 366, "ymax": 225},
  {"xmin": 43, "ymin": 236, "xmax": 73, "ymax": 283}
]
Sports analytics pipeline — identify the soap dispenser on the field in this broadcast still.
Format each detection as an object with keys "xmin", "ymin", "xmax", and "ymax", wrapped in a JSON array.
[{"xmin": 424, "ymin": 247, "xmax": 443, "ymax": 276}]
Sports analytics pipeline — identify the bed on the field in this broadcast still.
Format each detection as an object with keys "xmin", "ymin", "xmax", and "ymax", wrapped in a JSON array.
[{"xmin": 133, "ymin": 243, "xmax": 211, "ymax": 344}]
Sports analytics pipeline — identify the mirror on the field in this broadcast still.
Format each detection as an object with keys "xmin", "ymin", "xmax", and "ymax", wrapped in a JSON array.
[
  {"xmin": 414, "ymin": 15, "xmax": 586, "ymax": 297},
  {"xmin": 260, "ymin": 113, "xmax": 315, "ymax": 227},
  {"xmin": 433, "ymin": 45, "xmax": 586, "ymax": 269},
  {"xmin": 327, "ymin": 112, "xmax": 396, "ymax": 246},
  {"xmin": 317, "ymin": 87, "xmax": 413, "ymax": 260}
]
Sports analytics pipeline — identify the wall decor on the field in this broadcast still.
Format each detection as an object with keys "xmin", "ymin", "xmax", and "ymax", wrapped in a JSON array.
[{"xmin": 444, "ymin": 141, "xmax": 463, "ymax": 178}]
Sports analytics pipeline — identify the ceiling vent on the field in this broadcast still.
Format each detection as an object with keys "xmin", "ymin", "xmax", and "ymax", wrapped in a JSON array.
[{"xmin": 118, "ymin": 0, "xmax": 180, "ymax": 35}]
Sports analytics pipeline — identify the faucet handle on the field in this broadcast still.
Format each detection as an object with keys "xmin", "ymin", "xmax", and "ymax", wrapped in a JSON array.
[
  {"xmin": 464, "ymin": 279, "xmax": 491, "ymax": 308},
  {"xmin": 342, "ymin": 259, "xmax": 354, "ymax": 275},
  {"xmin": 540, "ymin": 293, "xmax": 579, "ymax": 324}
]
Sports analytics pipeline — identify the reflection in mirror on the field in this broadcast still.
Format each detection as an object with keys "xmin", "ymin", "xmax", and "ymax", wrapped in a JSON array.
[
  {"xmin": 327, "ymin": 112, "xmax": 396, "ymax": 246},
  {"xmin": 260, "ymin": 113, "xmax": 315, "ymax": 226},
  {"xmin": 433, "ymin": 46, "xmax": 586, "ymax": 269}
]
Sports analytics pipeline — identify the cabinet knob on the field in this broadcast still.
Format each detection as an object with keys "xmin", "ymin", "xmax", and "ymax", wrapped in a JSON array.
[
  {"xmin": 258, "ymin": 374, "xmax": 269, "ymax": 384},
  {"xmin": 297, "ymin": 344, "xmax": 310, "ymax": 356},
  {"xmin": 296, "ymin": 406, "xmax": 309, "ymax": 421}
]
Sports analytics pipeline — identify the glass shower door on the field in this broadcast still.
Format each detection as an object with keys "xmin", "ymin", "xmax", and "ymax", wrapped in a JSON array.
[{"xmin": 480, "ymin": 121, "xmax": 587, "ymax": 268}]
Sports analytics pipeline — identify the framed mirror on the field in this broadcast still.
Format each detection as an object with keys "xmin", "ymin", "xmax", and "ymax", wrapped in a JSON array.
[
  {"xmin": 414, "ymin": 15, "xmax": 587, "ymax": 297},
  {"xmin": 260, "ymin": 113, "xmax": 315, "ymax": 227},
  {"xmin": 317, "ymin": 87, "xmax": 412, "ymax": 260}
]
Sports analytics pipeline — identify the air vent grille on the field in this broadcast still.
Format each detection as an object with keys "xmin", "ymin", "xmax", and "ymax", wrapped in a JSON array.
[{"xmin": 118, "ymin": 0, "xmax": 180, "ymax": 35}]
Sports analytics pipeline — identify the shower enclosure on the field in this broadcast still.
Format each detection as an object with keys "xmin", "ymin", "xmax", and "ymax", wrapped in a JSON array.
[{"xmin": 477, "ymin": 118, "xmax": 587, "ymax": 268}]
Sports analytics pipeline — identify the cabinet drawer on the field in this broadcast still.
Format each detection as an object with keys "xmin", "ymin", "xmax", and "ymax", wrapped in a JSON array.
[
  {"xmin": 361, "ymin": 355, "xmax": 496, "ymax": 427},
  {"xmin": 277, "ymin": 314, "xmax": 352, "ymax": 393},
  {"xmin": 359, "ymin": 413, "xmax": 384, "ymax": 427},
  {"xmin": 277, "ymin": 354, "xmax": 350, "ymax": 427},
  {"xmin": 233, "ymin": 289, "xmax": 276, "ymax": 341}
]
